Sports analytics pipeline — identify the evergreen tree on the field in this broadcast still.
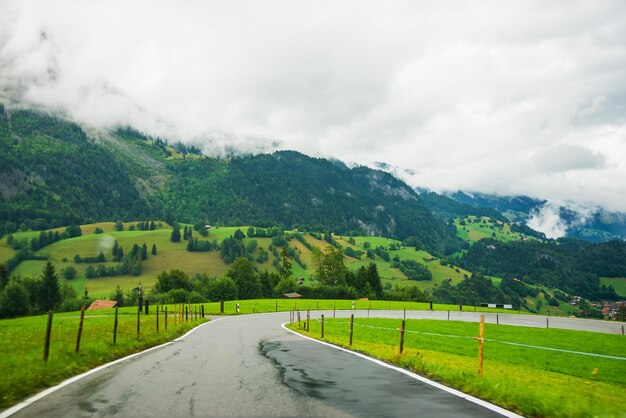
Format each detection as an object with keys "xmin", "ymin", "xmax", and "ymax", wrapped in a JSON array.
[
  {"xmin": 149, "ymin": 220, "xmax": 156, "ymax": 231},
  {"xmin": 247, "ymin": 226, "xmax": 255, "ymax": 237},
  {"xmin": 0, "ymin": 263, "xmax": 8, "ymax": 290},
  {"xmin": 233, "ymin": 229, "xmax": 245, "ymax": 240},
  {"xmin": 366, "ymin": 262, "xmax": 383, "ymax": 297},
  {"xmin": 40, "ymin": 262, "xmax": 61, "ymax": 311},
  {"xmin": 151, "ymin": 243, "xmax": 157, "ymax": 255},
  {"xmin": 171, "ymin": 225, "xmax": 181, "ymax": 242},
  {"xmin": 131, "ymin": 244, "xmax": 140, "ymax": 259},
  {"xmin": 112, "ymin": 240, "xmax": 119, "ymax": 257},
  {"xmin": 66, "ymin": 225, "xmax": 82, "ymax": 238},
  {"xmin": 141, "ymin": 243, "xmax": 148, "ymax": 260},
  {"xmin": 279, "ymin": 247, "xmax": 293, "ymax": 280}
]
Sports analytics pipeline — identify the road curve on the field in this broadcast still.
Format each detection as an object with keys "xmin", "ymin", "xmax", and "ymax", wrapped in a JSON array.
[{"xmin": 6, "ymin": 311, "xmax": 521, "ymax": 418}]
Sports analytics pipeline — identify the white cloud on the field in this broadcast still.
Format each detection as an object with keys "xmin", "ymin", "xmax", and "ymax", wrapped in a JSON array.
[
  {"xmin": 527, "ymin": 203, "xmax": 568, "ymax": 239},
  {"xmin": 1, "ymin": 0, "xmax": 626, "ymax": 210}
]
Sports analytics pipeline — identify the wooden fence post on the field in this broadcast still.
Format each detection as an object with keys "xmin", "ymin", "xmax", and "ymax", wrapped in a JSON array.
[
  {"xmin": 137, "ymin": 302, "xmax": 141, "ymax": 338},
  {"xmin": 185, "ymin": 306, "xmax": 188, "ymax": 321},
  {"xmin": 321, "ymin": 314, "xmax": 325, "ymax": 338},
  {"xmin": 145, "ymin": 300, "xmax": 149, "ymax": 315},
  {"xmin": 349, "ymin": 314, "xmax": 354, "ymax": 346},
  {"xmin": 430, "ymin": 300, "xmax": 433, "ymax": 310},
  {"xmin": 546, "ymin": 317, "xmax": 549, "ymax": 329},
  {"xmin": 403, "ymin": 309, "xmax": 406, "ymax": 319},
  {"xmin": 220, "ymin": 300, "xmax": 224, "ymax": 313},
  {"xmin": 43, "ymin": 310, "xmax": 53, "ymax": 361},
  {"xmin": 307, "ymin": 310, "xmax": 310, "ymax": 332},
  {"xmin": 156, "ymin": 306, "xmax": 159, "ymax": 332},
  {"xmin": 113, "ymin": 306, "xmax": 118, "ymax": 345},
  {"xmin": 276, "ymin": 301, "xmax": 278, "ymax": 312},
  {"xmin": 202, "ymin": 305, "xmax": 205, "ymax": 318},
  {"xmin": 165, "ymin": 307, "xmax": 168, "ymax": 331},
  {"xmin": 333, "ymin": 302, "xmax": 336, "ymax": 318},
  {"xmin": 297, "ymin": 311, "xmax": 301, "ymax": 328},
  {"xmin": 399, "ymin": 319, "xmax": 406, "ymax": 353},
  {"xmin": 75, "ymin": 305, "xmax": 86, "ymax": 353},
  {"xmin": 478, "ymin": 315, "xmax": 485, "ymax": 377},
  {"xmin": 496, "ymin": 314, "xmax": 499, "ymax": 325},
  {"xmin": 447, "ymin": 310, "xmax": 450, "ymax": 320}
]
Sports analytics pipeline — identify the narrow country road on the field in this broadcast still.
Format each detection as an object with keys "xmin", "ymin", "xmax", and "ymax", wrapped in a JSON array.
[{"xmin": 6, "ymin": 311, "xmax": 520, "ymax": 418}]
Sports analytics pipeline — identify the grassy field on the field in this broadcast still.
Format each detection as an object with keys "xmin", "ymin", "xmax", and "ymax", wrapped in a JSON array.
[
  {"xmin": 198, "ymin": 298, "xmax": 518, "ymax": 315},
  {"xmin": 289, "ymin": 318, "xmax": 626, "ymax": 418},
  {"xmin": 3, "ymin": 223, "xmax": 482, "ymax": 298},
  {"xmin": 600, "ymin": 277, "xmax": 626, "ymax": 298},
  {"xmin": 0, "ymin": 306, "xmax": 205, "ymax": 409},
  {"xmin": 454, "ymin": 216, "xmax": 525, "ymax": 243}
]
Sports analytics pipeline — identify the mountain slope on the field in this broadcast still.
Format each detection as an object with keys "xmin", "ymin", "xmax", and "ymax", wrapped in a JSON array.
[
  {"xmin": 161, "ymin": 151, "xmax": 460, "ymax": 253},
  {"xmin": 447, "ymin": 191, "xmax": 626, "ymax": 242},
  {"xmin": 0, "ymin": 108, "xmax": 459, "ymax": 255},
  {"xmin": 0, "ymin": 109, "xmax": 156, "ymax": 228}
]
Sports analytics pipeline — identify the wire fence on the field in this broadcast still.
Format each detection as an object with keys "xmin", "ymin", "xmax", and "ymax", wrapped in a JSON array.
[
  {"xmin": 289, "ymin": 310, "xmax": 626, "ymax": 378},
  {"xmin": 323, "ymin": 319, "xmax": 626, "ymax": 361}
]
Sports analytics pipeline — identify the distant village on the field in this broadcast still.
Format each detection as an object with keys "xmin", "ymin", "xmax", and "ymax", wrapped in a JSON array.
[{"xmin": 570, "ymin": 296, "xmax": 626, "ymax": 320}]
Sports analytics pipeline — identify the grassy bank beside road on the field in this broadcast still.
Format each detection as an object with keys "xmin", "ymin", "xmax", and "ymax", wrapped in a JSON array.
[
  {"xmin": 288, "ymin": 318, "xmax": 626, "ymax": 418},
  {"xmin": 0, "ymin": 308, "xmax": 205, "ymax": 410}
]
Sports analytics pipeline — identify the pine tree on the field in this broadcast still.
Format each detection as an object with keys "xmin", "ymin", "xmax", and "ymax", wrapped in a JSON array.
[
  {"xmin": 151, "ymin": 243, "xmax": 157, "ymax": 255},
  {"xmin": 112, "ymin": 240, "xmax": 119, "ymax": 257},
  {"xmin": 0, "ymin": 263, "xmax": 8, "ymax": 290},
  {"xmin": 171, "ymin": 225, "xmax": 181, "ymax": 243},
  {"xmin": 141, "ymin": 243, "xmax": 148, "ymax": 260},
  {"xmin": 279, "ymin": 247, "xmax": 293, "ymax": 280},
  {"xmin": 149, "ymin": 221, "xmax": 156, "ymax": 231},
  {"xmin": 40, "ymin": 262, "xmax": 61, "ymax": 311}
]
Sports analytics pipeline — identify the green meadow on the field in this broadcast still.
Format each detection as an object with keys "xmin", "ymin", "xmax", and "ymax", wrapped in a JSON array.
[
  {"xmin": 454, "ymin": 216, "xmax": 526, "ymax": 243},
  {"xmin": 289, "ymin": 318, "xmax": 626, "ymax": 418},
  {"xmin": 0, "ymin": 306, "xmax": 204, "ymax": 409},
  {"xmin": 600, "ymin": 277, "xmax": 626, "ymax": 297},
  {"xmin": 2, "ymin": 222, "xmax": 475, "ymax": 298}
]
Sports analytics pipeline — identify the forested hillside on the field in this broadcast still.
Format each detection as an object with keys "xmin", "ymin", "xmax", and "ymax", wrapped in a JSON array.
[
  {"xmin": 459, "ymin": 238, "xmax": 625, "ymax": 299},
  {"xmin": 162, "ymin": 152, "xmax": 461, "ymax": 253},
  {"xmin": 0, "ymin": 108, "xmax": 155, "ymax": 229},
  {"xmin": 0, "ymin": 109, "xmax": 460, "ymax": 255}
]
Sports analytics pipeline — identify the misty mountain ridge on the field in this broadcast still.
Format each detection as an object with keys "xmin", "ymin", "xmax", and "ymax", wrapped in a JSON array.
[
  {"xmin": 371, "ymin": 160, "xmax": 626, "ymax": 243},
  {"xmin": 443, "ymin": 190, "xmax": 626, "ymax": 242}
]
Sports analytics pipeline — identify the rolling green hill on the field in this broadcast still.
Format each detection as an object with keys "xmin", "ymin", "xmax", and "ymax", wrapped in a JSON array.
[{"xmin": 1, "ymin": 222, "xmax": 470, "ymax": 299}]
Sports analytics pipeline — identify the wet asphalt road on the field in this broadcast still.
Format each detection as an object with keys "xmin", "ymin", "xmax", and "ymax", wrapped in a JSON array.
[{"xmin": 8, "ymin": 311, "xmax": 513, "ymax": 418}]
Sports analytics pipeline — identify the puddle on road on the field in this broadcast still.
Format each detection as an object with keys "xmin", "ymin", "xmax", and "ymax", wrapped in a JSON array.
[{"xmin": 259, "ymin": 340, "xmax": 337, "ymax": 399}]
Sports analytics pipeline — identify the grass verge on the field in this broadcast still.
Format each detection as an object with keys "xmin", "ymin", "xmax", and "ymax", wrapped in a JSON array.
[
  {"xmin": 0, "ymin": 306, "xmax": 206, "ymax": 410},
  {"xmin": 287, "ymin": 317, "xmax": 626, "ymax": 418}
]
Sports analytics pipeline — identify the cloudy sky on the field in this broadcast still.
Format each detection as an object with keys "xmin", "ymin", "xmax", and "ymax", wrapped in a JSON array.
[{"xmin": 1, "ymin": 0, "xmax": 625, "ymax": 213}]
